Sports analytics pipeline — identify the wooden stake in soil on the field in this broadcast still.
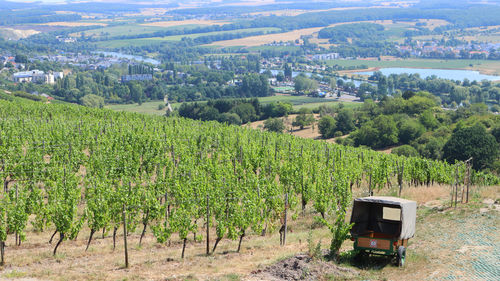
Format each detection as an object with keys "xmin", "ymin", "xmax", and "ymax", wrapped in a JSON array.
[
  {"xmin": 0, "ymin": 241, "xmax": 5, "ymax": 266},
  {"xmin": 283, "ymin": 193, "xmax": 288, "ymax": 246},
  {"xmin": 122, "ymin": 204, "xmax": 129, "ymax": 268},
  {"xmin": 206, "ymin": 194, "xmax": 210, "ymax": 256}
]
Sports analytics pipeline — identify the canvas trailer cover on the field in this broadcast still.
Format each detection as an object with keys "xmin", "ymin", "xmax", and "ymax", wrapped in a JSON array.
[{"xmin": 350, "ymin": 196, "xmax": 417, "ymax": 240}]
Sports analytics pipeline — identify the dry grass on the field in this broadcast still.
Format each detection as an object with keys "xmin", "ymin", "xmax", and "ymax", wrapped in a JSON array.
[
  {"xmin": 398, "ymin": 184, "xmax": 451, "ymax": 205},
  {"xmin": 479, "ymin": 185, "xmax": 500, "ymax": 201},
  {"xmin": 141, "ymin": 20, "xmax": 229, "ymax": 28},
  {"xmin": 0, "ymin": 28, "xmax": 39, "ymax": 40},
  {"xmin": 0, "ymin": 183, "xmax": 497, "ymax": 280},
  {"xmin": 246, "ymin": 114, "xmax": 330, "ymax": 141}
]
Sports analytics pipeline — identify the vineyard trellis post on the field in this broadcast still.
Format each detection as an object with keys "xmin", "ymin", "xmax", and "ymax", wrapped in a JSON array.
[
  {"xmin": 0, "ymin": 240, "xmax": 4, "ymax": 266},
  {"xmin": 283, "ymin": 193, "xmax": 288, "ymax": 246},
  {"xmin": 122, "ymin": 203, "xmax": 129, "ymax": 269},
  {"xmin": 398, "ymin": 162, "xmax": 404, "ymax": 197},
  {"xmin": 465, "ymin": 158, "xmax": 472, "ymax": 203},
  {"xmin": 454, "ymin": 165, "xmax": 459, "ymax": 208},
  {"xmin": 206, "ymin": 194, "xmax": 210, "ymax": 256}
]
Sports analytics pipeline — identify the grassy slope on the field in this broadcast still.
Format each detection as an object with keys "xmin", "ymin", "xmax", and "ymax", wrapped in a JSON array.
[{"xmin": 1, "ymin": 184, "xmax": 497, "ymax": 280}]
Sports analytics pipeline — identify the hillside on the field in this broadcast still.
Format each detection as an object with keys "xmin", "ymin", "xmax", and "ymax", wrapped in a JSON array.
[{"xmin": 0, "ymin": 97, "xmax": 498, "ymax": 280}]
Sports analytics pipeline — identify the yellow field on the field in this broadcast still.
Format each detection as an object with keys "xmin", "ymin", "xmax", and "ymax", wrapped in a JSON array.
[
  {"xmin": 208, "ymin": 27, "xmax": 323, "ymax": 47},
  {"xmin": 0, "ymin": 28, "xmax": 39, "ymax": 40},
  {"xmin": 141, "ymin": 20, "xmax": 229, "ymax": 28},
  {"xmin": 207, "ymin": 18, "xmax": 452, "ymax": 48}
]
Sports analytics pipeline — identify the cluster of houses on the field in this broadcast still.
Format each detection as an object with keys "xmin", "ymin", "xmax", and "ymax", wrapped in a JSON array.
[
  {"xmin": 12, "ymin": 70, "xmax": 64, "ymax": 85},
  {"xmin": 396, "ymin": 40, "xmax": 500, "ymax": 58}
]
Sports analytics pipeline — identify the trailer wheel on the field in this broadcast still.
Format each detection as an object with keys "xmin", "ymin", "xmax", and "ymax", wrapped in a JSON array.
[{"xmin": 397, "ymin": 246, "xmax": 406, "ymax": 267}]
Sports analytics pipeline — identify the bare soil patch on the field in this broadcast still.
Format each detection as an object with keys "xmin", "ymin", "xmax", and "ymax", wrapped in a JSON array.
[{"xmin": 247, "ymin": 254, "xmax": 358, "ymax": 281}]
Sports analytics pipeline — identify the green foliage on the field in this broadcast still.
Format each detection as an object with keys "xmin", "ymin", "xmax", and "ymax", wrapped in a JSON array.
[
  {"xmin": 352, "ymin": 115, "xmax": 399, "ymax": 149},
  {"xmin": 294, "ymin": 75, "xmax": 318, "ymax": 94},
  {"xmin": 443, "ymin": 124, "xmax": 499, "ymax": 170},
  {"xmin": 318, "ymin": 115, "xmax": 336, "ymax": 139},
  {"xmin": 334, "ymin": 109, "xmax": 355, "ymax": 135},
  {"xmin": 392, "ymin": 145, "xmax": 420, "ymax": 157},
  {"xmin": 307, "ymin": 230, "xmax": 322, "ymax": 260},
  {"xmin": 264, "ymin": 118, "xmax": 285, "ymax": 133},
  {"xmin": 318, "ymin": 23, "xmax": 385, "ymax": 43},
  {"xmin": 80, "ymin": 94, "xmax": 104, "ymax": 108},
  {"xmin": 398, "ymin": 119, "xmax": 425, "ymax": 144},
  {"xmin": 292, "ymin": 109, "xmax": 315, "ymax": 129}
]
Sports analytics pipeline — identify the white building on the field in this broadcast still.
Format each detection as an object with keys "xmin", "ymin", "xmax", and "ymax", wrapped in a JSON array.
[{"xmin": 13, "ymin": 70, "xmax": 56, "ymax": 84}]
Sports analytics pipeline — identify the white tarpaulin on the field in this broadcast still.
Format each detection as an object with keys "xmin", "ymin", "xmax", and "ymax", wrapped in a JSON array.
[{"xmin": 350, "ymin": 196, "xmax": 417, "ymax": 240}]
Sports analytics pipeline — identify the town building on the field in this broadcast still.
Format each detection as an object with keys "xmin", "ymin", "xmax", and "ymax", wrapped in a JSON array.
[{"xmin": 121, "ymin": 74, "xmax": 153, "ymax": 83}]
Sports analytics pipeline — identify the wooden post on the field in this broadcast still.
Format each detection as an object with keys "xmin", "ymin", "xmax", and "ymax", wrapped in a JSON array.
[
  {"xmin": 122, "ymin": 204, "xmax": 129, "ymax": 268},
  {"xmin": 465, "ymin": 158, "xmax": 472, "ymax": 203},
  {"xmin": 0, "ymin": 241, "xmax": 4, "ymax": 266},
  {"xmin": 368, "ymin": 169, "xmax": 372, "ymax": 196},
  {"xmin": 398, "ymin": 163, "xmax": 404, "ymax": 197},
  {"xmin": 283, "ymin": 193, "xmax": 288, "ymax": 246},
  {"xmin": 206, "ymin": 194, "xmax": 210, "ymax": 256},
  {"xmin": 454, "ymin": 166, "xmax": 459, "ymax": 208},
  {"xmin": 15, "ymin": 184, "xmax": 18, "ymax": 246}
]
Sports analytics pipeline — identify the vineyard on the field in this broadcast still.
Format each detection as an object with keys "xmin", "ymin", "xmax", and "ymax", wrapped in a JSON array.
[{"xmin": 0, "ymin": 98, "xmax": 497, "ymax": 269}]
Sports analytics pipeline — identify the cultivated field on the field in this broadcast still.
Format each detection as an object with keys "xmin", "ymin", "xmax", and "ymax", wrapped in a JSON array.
[
  {"xmin": 96, "ymin": 27, "xmax": 280, "ymax": 48},
  {"xmin": 1, "ymin": 184, "xmax": 498, "ymax": 280},
  {"xmin": 105, "ymin": 95, "xmax": 360, "ymax": 117},
  {"xmin": 208, "ymin": 19, "xmax": 449, "ymax": 48},
  {"xmin": 42, "ymin": 22, "xmax": 108, "ymax": 27},
  {"xmin": 141, "ymin": 20, "xmax": 230, "ymax": 27},
  {"xmin": 328, "ymin": 58, "xmax": 500, "ymax": 75},
  {"xmin": 207, "ymin": 27, "xmax": 322, "ymax": 47}
]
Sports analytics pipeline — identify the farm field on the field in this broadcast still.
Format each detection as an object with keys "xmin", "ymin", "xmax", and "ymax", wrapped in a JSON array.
[
  {"xmin": 207, "ymin": 19, "xmax": 450, "ymax": 48},
  {"xmin": 207, "ymin": 27, "xmax": 323, "ymax": 47},
  {"xmin": 2, "ymin": 98, "xmax": 492, "ymax": 281},
  {"xmin": 327, "ymin": 58, "xmax": 500, "ymax": 75},
  {"xmin": 141, "ymin": 20, "xmax": 230, "ymax": 27},
  {"xmin": 1, "ymin": 183, "xmax": 497, "ymax": 281},
  {"xmin": 105, "ymin": 95, "xmax": 360, "ymax": 116},
  {"xmin": 96, "ymin": 27, "xmax": 280, "ymax": 48},
  {"xmin": 73, "ymin": 24, "xmax": 189, "ymax": 38}
]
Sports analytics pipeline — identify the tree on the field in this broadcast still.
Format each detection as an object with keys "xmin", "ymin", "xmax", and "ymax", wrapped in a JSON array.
[
  {"xmin": 334, "ymin": 108, "xmax": 355, "ymax": 135},
  {"xmin": 230, "ymin": 103, "xmax": 257, "ymax": 124},
  {"xmin": 14, "ymin": 54, "xmax": 28, "ymax": 64},
  {"xmin": 284, "ymin": 64, "xmax": 292, "ymax": 81},
  {"xmin": 391, "ymin": 145, "xmax": 419, "ymax": 157},
  {"xmin": 239, "ymin": 73, "xmax": 270, "ymax": 97},
  {"xmin": 294, "ymin": 75, "xmax": 317, "ymax": 95},
  {"xmin": 264, "ymin": 118, "xmax": 285, "ymax": 133},
  {"xmin": 80, "ymin": 94, "xmax": 104, "ymax": 108},
  {"xmin": 292, "ymin": 108, "xmax": 315, "ymax": 130},
  {"xmin": 419, "ymin": 110, "xmax": 438, "ymax": 129},
  {"xmin": 329, "ymin": 77, "xmax": 337, "ymax": 89},
  {"xmin": 352, "ymin": 115, "xmax": 398, "ymax": 149},
  {"xmin": 129, "ymin": 83, "xmax": 144, "ymax": 105},
  {"xmin": 443, "ymin": 124, "xmax": 499, "ymax": 170},
  {"xmin": 398, "ymin": 119, "xmax": 425, "ymax": 144},
  {"xmin": 318, "ymin": 116, "xmax": 336, "ymax": 139}
]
